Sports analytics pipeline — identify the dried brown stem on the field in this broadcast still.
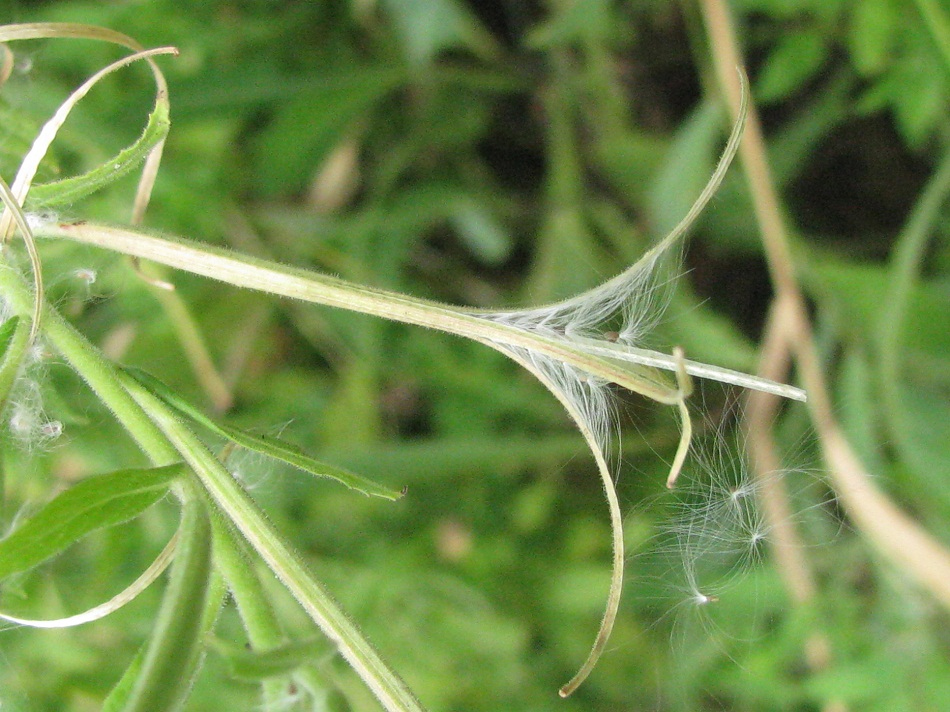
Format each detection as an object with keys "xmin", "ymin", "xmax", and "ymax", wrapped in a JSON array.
[
  {"xmin": 744, "ymin": 295, "xmax": 816, "ymax": 604},
  {"xmin": 699, "ymin": 0, "xmax": 950, "ymax": 615}
]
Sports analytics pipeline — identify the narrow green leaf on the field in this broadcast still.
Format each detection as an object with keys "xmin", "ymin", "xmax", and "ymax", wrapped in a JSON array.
[
  {"xmin": 0, "ymin": 316, "xmax": 30, "ymax": 413},
  {"xmin": 0, "ymin": 463, "xmax": 184, "ymax": 581},
  {"xmin": 102, "ymin": 641, "xmax": 148, "ymax": 712},
  {"xmin": 0, "ymin": 316, "xmax": 21, "ymax": 355},
  {"xmin": 219, "ymin": 424, "xmax": 405, "ymax": 500},
  {"xmin": 123, "ymin": 367, "xmax": 405, "ymax": 501},
  {"xmin": 211, "ymin": 637, "xmax": 329, "ymax": 681},
  {"xmin": 25, "ymin": 102, "xmax": 170, "ymax": 211}
]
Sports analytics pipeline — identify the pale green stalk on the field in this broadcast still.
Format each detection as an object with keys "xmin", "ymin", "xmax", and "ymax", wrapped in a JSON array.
[
  {"xmin": 121, "ymin": 494, "xmax": 212, "ymax": 712},
  {"xmin": 120, "ymin": 372, "xmax": 425, "ymax": 712},
  {"xmin": 0, "ymin": 314, "xmax": 29, "ymax": 525},
  {"xmin": 33, "ymin": 69, "xmax": 802, "ymax": 405},
  {"xmin": 211, "ymin": 512, "xmax": 298, "ymax": 708},
  {"xmin": 0, "ymin": 244, "xmax": 422, "ymax": 710},
  {"xmin": 38, "ymin": 220, "xmax": 804, "ymax": 404}
]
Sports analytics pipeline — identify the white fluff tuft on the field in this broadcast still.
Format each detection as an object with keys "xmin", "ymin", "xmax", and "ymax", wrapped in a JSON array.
[{"xmin": 480, "ymin": 235, "xmax": 675, "ymax": 351}]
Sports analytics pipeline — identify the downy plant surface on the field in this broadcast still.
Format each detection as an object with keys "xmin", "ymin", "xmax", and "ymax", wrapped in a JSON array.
[{"xmin": 0, "ymin": 1, "xmax": 948, "ymax": 711}]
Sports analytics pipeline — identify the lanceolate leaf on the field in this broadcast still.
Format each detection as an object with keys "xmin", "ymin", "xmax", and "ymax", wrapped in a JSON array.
[
  {"xmin": 0, "ymin": 463, "xmax": 184, "ymax": 581},
  {"xmin": 219, "ymin": 426, "xmax": 406, "ymax": 501},
  {"xmin": 101, "ymin": 640, "xmax": 147, "ymax": 712},
  {"xmin": 25, "ymin": 101, "xmax": 171, "ymax": 211},
  {"xmin": 0, "ymin": 315, "xmax": 21, "ymax": 354},
  {"xmin": 123, "ymin": 367, "xmax": 405, "ymax": 501},
  {"xmin": 0, "ymin": 315, "xmax": 30, "ymax": 412}
]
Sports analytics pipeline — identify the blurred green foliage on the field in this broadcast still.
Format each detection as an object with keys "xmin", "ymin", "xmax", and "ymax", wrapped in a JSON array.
[{"xmin": 1, "ymin": 0, "xmax": 949, "ymax": 710}]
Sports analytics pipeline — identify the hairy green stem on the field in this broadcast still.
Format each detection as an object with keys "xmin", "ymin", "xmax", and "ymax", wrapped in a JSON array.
[
  {"xmin": 0, "ymin": 316, "xmax": 30, "ymax": 410},
  {"xmin": 38, "ymin": 221, "xmax": 804, "ymax": 403},
  {"xmin": 0, "ymin": 315, "xmax": 29, "ymax": 524},
  {"xmin": 120, "ymin": 373, "xmax": 425, "ymax": 712},
  {"xmin": 0, "ymin": 259, "xmax": 419, "ymax": 710},
  {"xmin": 0, "ymin": 265, "xmax": 179, "ymax": 464},
  {"xmin": 122, "ymin": 493, "xmax": 213, "ymax": 712},
  {"xmin": 212, "ymin": 512, "xmax": 294, "ymax": 708},
  {"xmin": 212, "ymin": 514, "xmax": 285, "ymax": 647}
]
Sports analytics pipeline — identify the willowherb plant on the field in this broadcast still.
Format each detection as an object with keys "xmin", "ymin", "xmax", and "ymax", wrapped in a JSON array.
[{"xmin": 0, "ymin": 22, "xmax": 805, "ymax": 711}]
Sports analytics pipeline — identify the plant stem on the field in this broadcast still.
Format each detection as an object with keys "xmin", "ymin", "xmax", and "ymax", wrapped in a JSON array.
[
  {"xmin": 40, "ymin": 221, "xmax": 805, "ymax": 403},
  {"xmin": 0, "ymin": 260, "xmax": 422, "ymax": 711},
  {"xmin": 0, "ymin": 265, "xmax": 179, "ymax": 465},
  {"xmin": 122, "ymin": 492, "xmax": 213, "ymax": 712},
  {"xmin": 700, "ymin": 0, "xmax": 950, "ymax": 612},
  {"xmin": 0, "ymin": 315, "xmax": 30, "ymax": 525},
  {"xmin": 211, "ymin": 511, "xmax": 293, "ymax": 708},
  {"xmin": 121, "ymin": 373, "xmax": 426, "ymax": 712}
]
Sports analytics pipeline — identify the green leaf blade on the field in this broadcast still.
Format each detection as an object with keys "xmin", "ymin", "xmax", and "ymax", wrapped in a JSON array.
[
  {"xmin": 0, "ymin": 463, "xmax": 184, "ymax": 581},
  {"xmin": 219, "ymin": 424, "xmax": 406, "ymax": 501},
  {"xmin": 0, "ymin": 316, "xmax": 30, "ymax": 413},
  {"xmin": 124, "ymin": 367, "xmax": 405, "ymax": 501},
  {"xmin": 24, "ymin": 101, "xmax": 170, "ymax": 211}
]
